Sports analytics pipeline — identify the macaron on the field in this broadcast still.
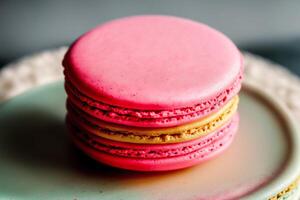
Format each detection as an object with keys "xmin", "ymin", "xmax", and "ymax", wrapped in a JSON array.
[{"xmin": 63, "ymin": 15, "xmax": 243, "ymax": 171}]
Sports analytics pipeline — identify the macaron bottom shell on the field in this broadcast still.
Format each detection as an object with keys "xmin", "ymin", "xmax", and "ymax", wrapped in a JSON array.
[{"xmin": 68, "ymin": 114, "xmax": 239, "ymax": 171}]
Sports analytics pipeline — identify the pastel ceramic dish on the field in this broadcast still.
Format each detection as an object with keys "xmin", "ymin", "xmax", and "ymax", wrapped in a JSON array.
[
  {"xmin": 0, "ymin": 81, "xmax": 299, "ymax": 199},
  {"xmin": 63, "ymin": 15, "xmax": 243, "ymax": 171}
]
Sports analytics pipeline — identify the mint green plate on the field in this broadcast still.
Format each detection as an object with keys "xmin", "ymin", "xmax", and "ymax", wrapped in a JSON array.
[{"xmin": 0, "ymin": 81, "xmax": 299, "ymax": 200}]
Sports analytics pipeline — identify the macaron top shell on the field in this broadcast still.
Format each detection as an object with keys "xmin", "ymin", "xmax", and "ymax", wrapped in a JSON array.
[{"xmin": 64, "ymin": 15, "xmax": 242, "ymax": 110}]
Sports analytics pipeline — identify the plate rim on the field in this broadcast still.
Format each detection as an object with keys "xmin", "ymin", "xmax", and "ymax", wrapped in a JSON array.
[{"xmin": 241, "ymin": 80, "xmax": 300, "ymax": 199}]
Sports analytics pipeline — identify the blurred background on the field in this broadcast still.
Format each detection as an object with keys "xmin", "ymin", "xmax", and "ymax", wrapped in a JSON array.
[{"xmin": 0, "ymin": 0, "xmax": 299, "ymax": 75}]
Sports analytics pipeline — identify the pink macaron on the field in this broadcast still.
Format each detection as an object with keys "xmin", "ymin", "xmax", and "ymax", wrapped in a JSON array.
[{"xmin": 63, "ymin": 15, "xmax": 243, "ymax": 171}]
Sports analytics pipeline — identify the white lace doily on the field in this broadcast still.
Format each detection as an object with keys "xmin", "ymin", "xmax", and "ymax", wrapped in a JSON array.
[{"xmin": 0, "ymin": 47, "xmax": 300, "ymax": 121}]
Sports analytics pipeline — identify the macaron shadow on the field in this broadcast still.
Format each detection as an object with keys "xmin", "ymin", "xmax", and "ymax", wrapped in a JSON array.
[{"xmin": 0, "ymin": 106, "xmax": 191, "ymax": 193}]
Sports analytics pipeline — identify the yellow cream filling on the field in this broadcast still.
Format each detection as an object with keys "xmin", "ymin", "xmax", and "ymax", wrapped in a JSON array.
[{"xmin": 78, "ymin": 96, "xmax": 239, "ymax": 144}]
